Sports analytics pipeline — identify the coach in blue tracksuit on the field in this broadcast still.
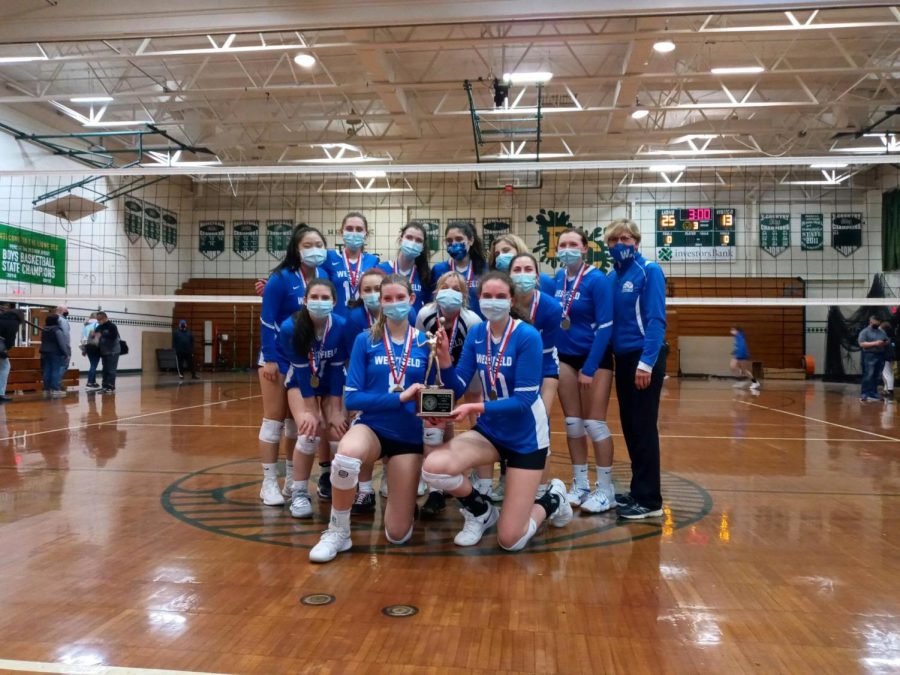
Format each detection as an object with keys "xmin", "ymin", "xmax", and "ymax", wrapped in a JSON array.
[{"xmin": 604, "ymin": 219, "xmax": 667, "ymax": 520}]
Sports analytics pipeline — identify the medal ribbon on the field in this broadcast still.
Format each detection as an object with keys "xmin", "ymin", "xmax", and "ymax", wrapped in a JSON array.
[
  {"xmin": 308, "ymin": 316, "xmax": 331, "ymax": 382},
  {"xmin": 382, "ymin": 326, "xmax": 415, "ymax": 390},
  {"xmin": 440, "ymin": 310, "xmax": 460, "ymax": 354},
  {"xmin": 393, "ymin": 260, "xmax": 417, "ymax": 287},
  {"xmin": 529, "ymin": 290, "xmax": 540, "ymax": 323},
  {"xmin": 343, "ymin": 249, "xmax": 362, "ymax": 299},
  {"xmin": 486, "ymin": 318, "xmax": 516, "ymax": 397},
  {"xmin": 561, "ymin": 263, "xmax": 588, "ymax": 321},
  {"xmin": 450, "ymin": 260, "xmax": 474, "ymax": 287}
]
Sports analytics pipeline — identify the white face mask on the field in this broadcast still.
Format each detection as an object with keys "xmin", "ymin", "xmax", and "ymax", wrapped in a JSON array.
[{"xmin": 479, "ymin": 298, "xmax": 511, "ymax": 322}]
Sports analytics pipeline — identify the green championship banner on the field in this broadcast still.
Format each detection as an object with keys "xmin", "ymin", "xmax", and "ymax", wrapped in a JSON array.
[
  {"xmin": 124, "ymin": 197, "xmax": 143, "ymax": 243},
  {"xmin": 831, "ymin": 212, "xmax": 863, "ymax": 257},
  {"xmin": 162, "ymin": 208, "xmax": 178, "ymax": 253},
  {"xmin": 266, "ymin": 220, "xmax": 294, "ymax": 258},
  {"xmin": 760, "ymin": 213, "xmax": 791, "ymax": 257},
  {"xmin": 410, "ymin": 218, "xmax": 440, "ymax": 256},
  {"xmin": 801, "ymin": 213, "xmax": 823, "ymax": 251},
  {"xmin": 199, "ymin": 220, "xmax": 225, "ymax": 260},
  {"xmin": 143, "ymin": 202, "xmax": 161, "ymax": 249},
  {"xmin": 0, "ymin": 222, "xmax": 66, "ymax": 288},
  {"xmin": 482, "ymin": 218, "xmax": 510, "ymax": 251},
  {"xmin": 233, "ymin": 220, "xmax": 260, "ymax": 260}
]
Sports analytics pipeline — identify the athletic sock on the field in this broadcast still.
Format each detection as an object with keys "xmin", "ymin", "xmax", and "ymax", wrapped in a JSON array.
[
  {"xmin": 329, "ymin": 507, "xmax": 351, "ymax": 531},
  {"xmin": 285, "ymin": 460, "xmax": 294, "ymax": 476},
  {"xmin": 474, "ymin": 477, "xmax": 493, "ymax": 495},
  {"xmin": 457, "ymin": 488, "xmax": 490, "ymax": 517},
  {"xmin": 535, "ymin": 490, "xmax": 561, "ymax": 519},
  {"xmin": 573, "ymin": 463, "xmax": 589, "ymax": 487},
  {"xmin": 359, "ymin": 480, "xmax": 374, "ymax": 495},
  {"xmin": 596, "ymin": 465, "xmax": 613, "ymax": 488},
  {"xmin": 319, "ymin": 460, "xmax": 331, "ymax": 473},
  {"xmin": 262, "ymin": 462, "xmax": 278, "ymax": 479}
]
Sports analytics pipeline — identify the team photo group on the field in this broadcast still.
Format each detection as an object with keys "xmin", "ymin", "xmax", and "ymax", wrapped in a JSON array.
[{"xmin": 255, "ymin": 213, "xmax": 667, "ymax": 563}]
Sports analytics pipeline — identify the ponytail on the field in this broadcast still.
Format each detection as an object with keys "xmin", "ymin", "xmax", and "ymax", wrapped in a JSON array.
[{"xmin": 370, "ymin": 273, "xmax": 412, "ymax": 342}]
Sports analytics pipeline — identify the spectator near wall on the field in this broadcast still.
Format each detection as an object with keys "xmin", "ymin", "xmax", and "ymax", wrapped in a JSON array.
[
  {"xmin": 93, "ymin": 312, "xmax": 121, "ymax": 393},
  {"xmin": 0, "ymin": 304, "xmax": 24, "ymax": 403}
]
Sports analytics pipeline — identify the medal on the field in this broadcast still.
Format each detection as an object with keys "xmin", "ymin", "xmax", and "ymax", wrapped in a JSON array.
[
  {"xmin": 383, "ymin": 326, "xmax": 415, "ymax": 393},
  {"xmin": 485, "ymin": 318, "xmax": 516, "ymax": 402},
  {"xmin": 560, "ymin": 263, "xmax": 588, "ymax": 331},
  {"xmin": 308, "ymin": 316, "xmax": 331, "ymax": 390},
  {"xmin": 310, "ymin": 374, "xmax": 320, "ymax": 388},
  {"xmin": 343, "ymin": 249, "xmax": 362, "ymax": 300}
]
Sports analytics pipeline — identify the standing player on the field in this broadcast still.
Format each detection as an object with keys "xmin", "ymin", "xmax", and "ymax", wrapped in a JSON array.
[
  {"xmin": 421, "ymin": 271, "xmax": 573, "ymax": 551},
  {"xmin": 258, "ymin": 225, "xmax": 330, "ymax": 506},
  {"xmin": 730, "ymin": 325, "xmax": 760, "ymax": 390},
  {"xmin": 377, "ymin": 222, "xmax": 432, "ymax": 313},
  {"xmin": 604, "ymin": 219, "xmax": 667, "ymax": 519},
  {"xmin": 489, "ymin": 233, "xmax": 556, "ymax": 295},
  {"xmin": 309, "ymin": 274, "xmax": 440, "ymax": 563},
  {"xmin": 278, "ymin": 279, "xmax": 350, "ymax": 517},
  {"xmin": 553, "ymin": 228, "xmax": 616, "ymax": 513},
  {"xmin": 431, "ymin": 221, "xmax": 488, "ymax": 316},
  {"xmin": 326, "ymin": 212, "xmax": 379, "ymax": 317}
]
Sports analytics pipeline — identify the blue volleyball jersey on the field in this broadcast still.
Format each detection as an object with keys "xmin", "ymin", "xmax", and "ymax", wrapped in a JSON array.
[
  {"xmin": 610, "ymin": 251, "xmax": 667, "ymax": 370},
  {"xmin": 279, "ymin": 313, "xmax": 348, "ymax": 398},
  {"xmin": 431, "ymin": 259, "xmax": 484, "ymax": 316},
  {"xmin": 553, "ymin": 265, "xmax": 614, "ymax": 377},
  {"xmin": 377, "ymin": 260, "xmax": 431, "ymax": 312},
  {"xmin": 447, "ymin": 320, "xmax": 550, "ymax": 452},
  {"xmin": 325, "ymin": 249, "xmax": 380, "ymax": 317},
  {"xmin": 732, "ymin": 330, "xmax": 750, "ymax": 360},
  {"xmin": 344, "ymin": 305, "xmax": 419, "ymax": 355},
  {"xmin": 539, "ymin": 272, "xmax": 556, "ymax": 296},
  {"xmin": 260, "ymin": 266, "xmax": 329, "ymax": 363},
  {"xmin": 524, "ymin": 291, "xmax": 562, "ymax": 377},
  {"xmin": 345, "ymin": 326, "xmax": 444, "ymax": 442}
]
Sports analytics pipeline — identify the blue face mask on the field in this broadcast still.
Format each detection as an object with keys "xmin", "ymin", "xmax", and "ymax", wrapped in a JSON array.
[
  {"xmin": 480, "ymin": 298, "xmax": 511, "ymax": 322},
  {"xmin": 610, "ymin": 243, "xmax": 636, "ymax": 265},
  {"xmin": 343, "ymin": 232, "xmax": 365, "ymax": 251},
  {"xmin": 382, "ymin": 300, "xmax": 411, "ymax": 321},
  {"xmin": 511, "ymin": 273, "xmax": 537, "ymax": 294},
  {"xmin": 495, "ymin": 252, "xmax": 514, "ymax": 271},
  {"xmin": 301, "ymin": 247, "xmax": 327, "ymax": 267},
  {"xmin": 435, "ymin": 289, "xmax": 464, "ymax": 312},
  {"xmin": 447, "ymin": 242, "xmax": 468, "ymax": 261},
  {"xmin": 363, "ymin": 292, "xmax": 381, "ymax": 311},
  {"xmin": 557, "ymin": 248, "xmax": 583, "ymax": 267},
  {"xmin": 306, "ymin": 299, "xmax": 333, "ymax": 319},
  {"xmin": 399, "ymin": 239, "xmax": 423, "ymax": 260}
]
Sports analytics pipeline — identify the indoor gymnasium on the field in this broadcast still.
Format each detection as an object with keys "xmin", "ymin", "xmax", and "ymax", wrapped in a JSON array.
[{"xmin": 0, "ymin": 1, "xmax": 898, "ymax": 673}]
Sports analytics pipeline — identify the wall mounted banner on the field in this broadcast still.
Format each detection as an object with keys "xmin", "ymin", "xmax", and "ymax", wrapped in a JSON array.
[
  {"xmin": 143, "ymin": 203, "xmax": 161, "ymax": 249},
  {"xmin": 800, "ymin": 213, "xmax": 824, "ymax": 251},
  {"xmin": 529, "ymin": 208, "xmax": 612, "ymax": 272},
  {"xmin": 482, "ymin": 217, "xmax": 511, "ymax": 251},
  {"xmin": 124, "ymin": 197, "xmax": 143, "ymax": 243},
  {"xmin": 233, "ymin": 220, "xmax": 260, "ymax": 260},
  {"xmin": 831, "ymin": 212, "xmax": 863, "ymax": 257},
  {"xmin": 162, "ymin": 208, "xmax": 178, "ymax": 253},
  {"xmin": 410, "ymin": 218, "xmax": 441, "ymax": 255},
  {"xmin": 266, "ymin": 220, "xmax": 294, "ymax": 258},
  {"xmin": 0, "ymin": 222, "xmax": 66, "ymax": 287},
  {"xmin": 199, "ymin": 220, "xmax": 226, "ymax": 260},
  {"xmin": 759, "ymin": 213, "xmax": 791, "ymax": 257}
]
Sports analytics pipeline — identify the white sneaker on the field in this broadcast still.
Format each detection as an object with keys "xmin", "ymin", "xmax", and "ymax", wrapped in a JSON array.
[
  {"xmin": 259, "ymin": 478, "xmax": 285, "ymax": 506},
  {"xmin": 490, "ymin": 476, "xmax": 506, "ymax": 502},
  {"xmin": 547, "ymin": 478, "xmax": 574, "ymax": 527},
  {"xmin": 749, "ymin": 381, "xmax": 760, "ymax": 390},
  {"xmin": 380, "ymin": 478, "xmax": 388, "ymax": 498},
  {"xmin": 290, "ymin": 492, "xmax": 312, "ymax": 518},
  {"xmin": 579, "ymin": 485, "xmax": 613, "ymax": 514},
  {"xmin": 453, "ymin": 505, "xmax": 499, "ymax": 547},
  {"xmin": 566, "ymin": 483, "xmax": 590, "ymax": 506},
  {"xmin": 282, "ymin": 476, "xmax": 294, "ymax": 497},
  {"xmin": 417, "ymin": 478, "xmax": 427, "ymax": 496},
  {"xmin": 309, "ymin": 527, "xmax": 352, "ymax": 563}
]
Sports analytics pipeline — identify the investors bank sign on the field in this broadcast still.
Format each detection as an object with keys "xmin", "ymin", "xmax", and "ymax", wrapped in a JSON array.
[{"xmin": 0, "ymin": 223, "xmax": 66, "ymax": 288}]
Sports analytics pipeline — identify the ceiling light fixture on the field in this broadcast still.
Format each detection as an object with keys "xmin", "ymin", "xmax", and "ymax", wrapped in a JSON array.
[
  {"xmin": 502, "ymin": 71, "xmax": 554, "ymax": 84},
  {"xmin": 293, "ymin": 53, "xmax": 316, "ymax": 68},
  {"xmin": 70, "ymin": 96, "xmax": 114, "ymax": 103},
  {"xmin": 653, "ymin": 40, "xmax": 676, "ymax": 54},
  {"xmin": 631, "ymin": 97, "xmax": 649, "ymax": 120},
  {"xmin": 710, "ymin": 66, "xmax": 765, "ymax": 75},
  {"xmin": 353, "ymin": 170, "xmax": 387, "ymax": 178},
  {"xmin": 0, "ymin": 55, "xmax": 47, "ymax": 64},
  {"xmin": 809, "ymin": 162, "xmax": 848, "ymax": 169},
  {"xmin": 650, "ymin": 164, "xmax": 686, "ymax": 173}
]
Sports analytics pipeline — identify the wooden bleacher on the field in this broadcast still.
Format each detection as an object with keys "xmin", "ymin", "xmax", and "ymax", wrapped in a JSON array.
[{"xmin": 7, "ymin": 345, "xmax": 80, "ymax": 393}]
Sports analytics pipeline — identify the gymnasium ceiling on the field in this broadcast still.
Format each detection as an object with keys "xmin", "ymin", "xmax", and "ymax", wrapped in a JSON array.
[{"xmin": 0, "ymin": 1, "xmax": 898, "ymax": 167}]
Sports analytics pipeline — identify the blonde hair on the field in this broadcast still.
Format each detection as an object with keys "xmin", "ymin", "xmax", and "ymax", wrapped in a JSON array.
[
  {"xmin": 490, "ymin": 233, "xmax": 529, "ymax": 268},
  {"xmin": 432, "ymin": 271, "xmax": 469, "ymax": 309},
  {"xmin": 604, "ymin": 218, "xmax": 642, "ymax": 244},
  {"xmin": 369, "ymin": 273, "xmax": 413, "ymax": 342}
]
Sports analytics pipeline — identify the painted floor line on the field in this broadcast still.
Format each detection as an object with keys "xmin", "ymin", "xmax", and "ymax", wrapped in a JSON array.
[
  {"xmin": 0, "ymin": 658, "xmax": 228, "ymax": 675},
  {"xmin": 737, "ymin": 400, "xmax": 900, "ymax": 441}
]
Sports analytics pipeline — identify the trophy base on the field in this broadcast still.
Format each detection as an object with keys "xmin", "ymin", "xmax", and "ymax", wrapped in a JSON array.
[{"xmin": 417, "ymin": 388, "xmax": 455, "ymax": 418}]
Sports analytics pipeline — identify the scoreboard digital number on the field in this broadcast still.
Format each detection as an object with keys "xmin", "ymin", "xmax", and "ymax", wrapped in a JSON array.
[{"xmin": 655, "ymin": 207, "xmax": 736, "ymax": 262}]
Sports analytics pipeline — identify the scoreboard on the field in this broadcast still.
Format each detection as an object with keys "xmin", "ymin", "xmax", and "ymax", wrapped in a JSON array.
[{"xmin": 655, "ymin": 207, "xmax": 736, "ymax": 262}]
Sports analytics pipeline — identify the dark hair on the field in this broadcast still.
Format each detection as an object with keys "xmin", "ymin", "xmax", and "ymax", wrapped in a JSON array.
[
  {"xmin": 477, "ymin": 271, "xmax": 526, "ymax": 321},
  {"xmin": 398, "ymin": 222, "xmax": 431, "ymax": 289},
  {"xmin": 445, "ymin": 221, "xmax": 487, "ymax": 274},
  {"xmin": 96, "ymin": 311, "xmax": 108, "ymax": 320},
  {"xmin": 341, "ymin": 212, "xmax": 368, "ymax": 231},
  {"xmin": 558, "ymin": 227, "xmax": 589, "ymax": 247},
  {"xmin": 292, "ymin": 278, "xmax": 338, "ymax": 357},
  {"xmin": 347, "ymin": 267, "xmax": 387, "ymax": 309},
  {"xmin": 273, "ymin": 224, "xmax": 327, "ymax": 274},
  {"xmin": 45, "ymin": 314, "xmax": 60, "ymax": 326},
  {"xmin": 509, "ymin": 252, "xmax": 540, "ymax": 275}
]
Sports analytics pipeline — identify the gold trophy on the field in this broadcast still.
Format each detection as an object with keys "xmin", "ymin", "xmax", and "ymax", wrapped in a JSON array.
[{"xmin": 418, "ymin": 317, "xmax": 456, "ymax": 418}]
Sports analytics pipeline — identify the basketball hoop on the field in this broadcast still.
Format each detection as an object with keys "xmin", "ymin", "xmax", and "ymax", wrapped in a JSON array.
[{"xmin": 504, "ymin": 184, "xmax": 513, "ymax": 193}]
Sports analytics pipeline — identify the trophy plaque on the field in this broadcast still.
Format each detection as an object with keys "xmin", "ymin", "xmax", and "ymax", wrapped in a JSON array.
[{"xmin": 417, "ymin": 323, "xmax": 456, "ymax": 418}]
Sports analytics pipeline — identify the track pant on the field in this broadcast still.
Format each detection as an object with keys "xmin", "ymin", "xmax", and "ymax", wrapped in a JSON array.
[{"xmin": 614, "ymin": 349, "xmax": 665, "ymax": 511}]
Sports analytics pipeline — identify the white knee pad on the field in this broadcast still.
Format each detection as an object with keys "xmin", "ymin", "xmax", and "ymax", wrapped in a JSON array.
[
  {"xmin": 423, "ymin": 427, "xmax": 444, "ymax": 446},
  {"xmin": 330, "ymin": 454, "xmax": 361, "ymax": 491},
  {"xmin": 385, "ymin": 522, "xmax": 414, "ymax": 545},
  {"xmin": 283, "ymin": 418, "xmax": 298, "ymax": 440},
  {"xmin": 421, "ymin": 470, "xmax": 464, "ymax": 492},
  {"xmin": 258, "ymin": 418, "xmax": 284, "ymax": 444},
  {"xmin": 564, "ymin": 416, "xmax": 585, "ymax": 438},
  {"xmin": 295, "ymin": 434, "xmax": 319, "ymax": 456},
  {"xmin": 584, "ymin": 419, "xmax": 611, "ymax": 442},
  {"xmin": 499, "ymin": 518, "xmax": 538, "ymax": 552}
]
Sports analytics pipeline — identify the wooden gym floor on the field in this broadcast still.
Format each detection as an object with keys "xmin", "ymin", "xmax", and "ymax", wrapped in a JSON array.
[{"xmin": 0, "ymin": 373, "xmax": 897, "ymax": 674}]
